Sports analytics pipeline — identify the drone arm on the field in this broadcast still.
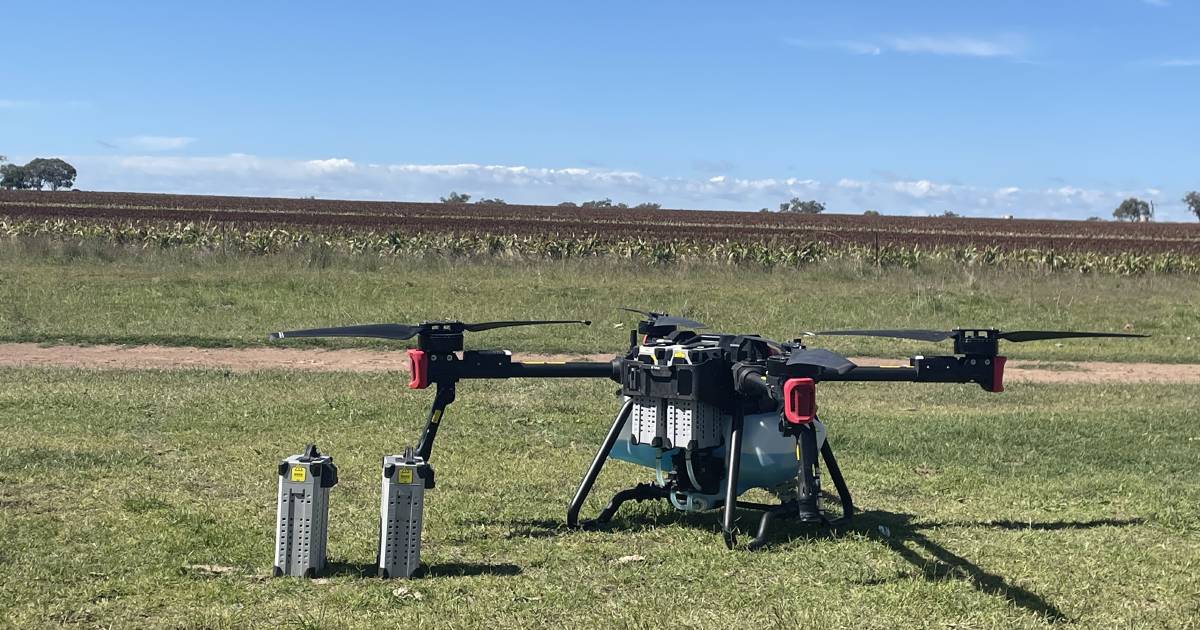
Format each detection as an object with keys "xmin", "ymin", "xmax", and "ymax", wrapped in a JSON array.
[
  {"xmin": 410, "ymin": 349, "xmax": 622, "ymax": 387},
  {"xmin": 820, "ymin": 356, "xmax": 1005, "ymax": 392}
]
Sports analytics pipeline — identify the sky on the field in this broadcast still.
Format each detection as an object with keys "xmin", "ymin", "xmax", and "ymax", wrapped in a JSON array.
[{"xmin": 2, "ymin": 1, "xmax": 1198, "ymax": 220}]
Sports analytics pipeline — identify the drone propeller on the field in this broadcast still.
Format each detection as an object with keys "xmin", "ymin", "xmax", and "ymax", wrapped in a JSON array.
[
  {"xmin": 620, "ymin": 308, "xmax": 706, "ymax": 330},
  {"xmin": 813, "ymin": 328, "xmax": 1148, "ymax": 343},
  {"xmin": 269, "ymin": 319, "xmax": 591, "ymax": 341},
  {"xmin": 785, "ymin": 348, "xmax": 857, "ymax": 375}
]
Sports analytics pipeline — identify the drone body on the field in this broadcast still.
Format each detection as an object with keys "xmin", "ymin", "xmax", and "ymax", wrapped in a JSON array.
[
  {"xmin": 610, "ymin": 332, "xmax": 827, "ymax": 511},
  {"xmin": 270, "ymin": 312, "xmax": 1144, "ymax": 549}
]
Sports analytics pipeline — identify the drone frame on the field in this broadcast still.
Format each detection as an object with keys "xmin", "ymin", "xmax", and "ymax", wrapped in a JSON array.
[{"xmin": 270, "ymin": 318, "xmax": 1141, "ymax": 550}]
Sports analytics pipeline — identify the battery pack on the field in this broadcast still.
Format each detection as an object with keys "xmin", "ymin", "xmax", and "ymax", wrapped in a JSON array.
[
  {"xmin": 273, "ymin": 444, "xmax": 338, "ymax": 578},
  {"xmin": 378, "ymin": 447, "xmax": 434, "ymax": 579}
]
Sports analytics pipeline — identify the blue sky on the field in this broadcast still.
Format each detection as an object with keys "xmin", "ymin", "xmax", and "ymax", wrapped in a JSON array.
[{"xmin": 2, "ymin": 1, "xmax": 1198, "ymax": 219}]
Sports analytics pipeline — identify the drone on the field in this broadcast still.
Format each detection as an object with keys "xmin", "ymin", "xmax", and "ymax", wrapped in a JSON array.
[{"xmin": 270, "ymin": 312, "xmax": 1144, "ymax": 550}]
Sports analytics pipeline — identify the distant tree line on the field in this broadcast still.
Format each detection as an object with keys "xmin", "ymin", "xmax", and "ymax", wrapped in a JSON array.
[
  {"xmin": 240, "ymin": 189, "xmax": 1200, "ymax": 222},
  {"xmin": 440, "ymin": 192, "xmax": 659, "ymax": 210},
  {"xmin": 0, "ymin": 157, "xmax": 77, "ymax": 191}
]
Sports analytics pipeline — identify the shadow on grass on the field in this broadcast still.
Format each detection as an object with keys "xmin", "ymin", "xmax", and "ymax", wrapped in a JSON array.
[
  {"xmin": 454, "ymin": 517, "xmax": 569, "ymax": 540},
  {"xmin": 420, "ymin": 562, "xmax": 523, "ymax": 578},
  {"xmin": 736, "ymin": 510, "xmax": 1141, "ymax": 624},
  {"xmin": 463, "ymin": 495, "xmax": 1145, "ymax": 622},
  {"xmin": 481, "ymin": 501, "xmax": 1143, "ymax": 624},
  {"xmin": 324, "ymin": 560, "xmax": 523, "ymax": 578}
]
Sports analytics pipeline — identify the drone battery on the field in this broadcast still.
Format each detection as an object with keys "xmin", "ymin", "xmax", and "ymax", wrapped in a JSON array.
[
  {"xmin": 629, "ymin": 396, "xmax": 663, "ymax": 445},
  {"xmin": 273, "ymin": 444, "xmax": 338, "ymax": 578},
  {"xmin": 664, "ymin": 399, "xmax": 723, "ymax": 450},
  {"xmin": 378, "ymin": 449, "xmax": 434, "ymax": 579},
  {"xmin": 629, "ymin": 396, "xmax": 724, "ymax": 450}
]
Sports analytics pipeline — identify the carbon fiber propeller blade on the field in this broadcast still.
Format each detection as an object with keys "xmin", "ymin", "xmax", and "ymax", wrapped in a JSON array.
[
  {"xmin": 815, "ymin": 328, "xmax": 1148, "ymax": 343},
  {"xmin": 997, "ymin": 330, "xmax": 1149, "ymax": 342},
  {"xmin": 815, "ymin": 329, "xmax": 955, "ymax": 342},
  {"xmin": 270, "ymin": 319, "xmax": 590, "ymax": 341},
  {"xmin": 269, "ymin": 323, "xmax": 422, "ymax": 341},
  {"xmin": 786, "ymin": 348, "xmax": 857, "ymax": 375},
  {"xmin": 463, "ymin": 319, "xmax": 591, "ymax": 332}
]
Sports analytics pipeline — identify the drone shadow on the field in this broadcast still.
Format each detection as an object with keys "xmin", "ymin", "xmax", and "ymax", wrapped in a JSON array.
[
  {"xmin": 724, "ymin": 509, "xmax": 1140, "ymax": 624},
  {"xmin": 460, "ymin": 504, "xmax": 1144, "ymax": 622},
  {"xmin": 472, "ymin": 507, "xmax": 1141, "ymax": 623}
]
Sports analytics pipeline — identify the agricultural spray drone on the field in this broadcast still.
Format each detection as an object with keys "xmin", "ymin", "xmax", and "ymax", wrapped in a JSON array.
[{"xmin": 269, "ymin": 313, "xmax": 1144, "ymax": 550}]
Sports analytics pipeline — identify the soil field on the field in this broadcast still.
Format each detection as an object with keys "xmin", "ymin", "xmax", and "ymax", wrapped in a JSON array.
[{"xmin": 4, "ymin": 190, "xmax": 1200, "ymax": 254}]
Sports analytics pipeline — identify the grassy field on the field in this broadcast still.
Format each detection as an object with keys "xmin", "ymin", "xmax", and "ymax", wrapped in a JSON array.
[
  {"xmin": 3, "ymin": 235, "xmax": 1199, "ymax": 627},
  {"xmin": 1, "ymin": 368, "xmax": 1197, "ymax": 628},
  {"xmin": 2, "ymin": 238, "xmax": 1198, "ymax": 363}
]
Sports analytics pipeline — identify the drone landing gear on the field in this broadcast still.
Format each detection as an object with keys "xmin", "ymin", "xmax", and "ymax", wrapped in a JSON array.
[
  {"xmin": 567, "ymin": 403, "xmax": 854, "ymax": 549},
  {"xmin": 582, "ymin": 482, "xmax": 671, "ymax": 529},
  {"xmin": 567, "ymin": 398, "xmax": 635, "ymax": 528},
  {"xmin": 734, "ymin": 441, "xmax": 855, "ymax": 551}
]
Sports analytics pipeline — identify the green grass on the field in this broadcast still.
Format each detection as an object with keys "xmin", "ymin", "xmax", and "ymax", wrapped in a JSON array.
[
  {"xmin": 2, "ymin": 239, "xmax": 1199, "ymax": 362},
  {"xmin": 1, "ymin": 368, "xmax": 1197, "ymax": 628}
]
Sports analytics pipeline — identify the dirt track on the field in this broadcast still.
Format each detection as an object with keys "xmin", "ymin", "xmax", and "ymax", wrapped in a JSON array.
[{"xmin": 2, "ymin": 343, "xmax": 1199, "ymax": 384}]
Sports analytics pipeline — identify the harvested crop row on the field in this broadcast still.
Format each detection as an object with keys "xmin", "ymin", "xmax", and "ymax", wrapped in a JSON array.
[
  {"xmin": 3, "ymin": 190, "xmax": 1199, "ymax": 255},
  {"xmin": 5, "ymin": 215, "xmax": 1198, "ymax": 275}
]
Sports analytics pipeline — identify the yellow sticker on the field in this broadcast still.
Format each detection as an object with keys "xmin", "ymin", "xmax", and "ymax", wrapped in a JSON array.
[
  {"xmin": 397, "ymin": 468, "xmax": 414, "ymax": 484},
  {"xmin": 290, "ymin": 466, "xmax": 306, "ymax": 482},
  {"xmin": 431, "ymin": 409, "xmax": 443, "ymax": 424}
]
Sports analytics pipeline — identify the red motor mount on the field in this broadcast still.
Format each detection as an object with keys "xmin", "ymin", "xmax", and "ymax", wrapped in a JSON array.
[
  {"xmin": 407, "ymin": 349, "xmax": 429, "ymax": 389},
  {"xmin": 783, "ymin": 377, "xmax": 816, "ymax": 424}
]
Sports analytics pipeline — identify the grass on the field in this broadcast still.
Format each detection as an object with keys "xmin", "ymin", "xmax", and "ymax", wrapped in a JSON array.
[
  {"xmin": 2, "ymin": 238, "xmax": 1199, "ymax": 363},
  {"xmin": 1, "ymin": 368, "xmax": 1198, "ymax": 628}
]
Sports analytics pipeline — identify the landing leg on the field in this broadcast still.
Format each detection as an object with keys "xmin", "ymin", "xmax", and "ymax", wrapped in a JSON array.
[
  {"xmin": 415, "ymin": 383, "xmax": 456, "ymax": 461},
  {"xmin": 721, "ymin": 407, "xmax": 745, "ymax": 549},
  {"xmin": 567, "ymin": 399, "xmax": 634, "ymax": 528},
  {"xmin": 744, "ymin": 435, "xmax": 855, "ymax": 551},
  {"xmin": 587, "ymin": 483, "xmax": 671, "ymax": 528},
  {"xmin": 821, "ymin": 440, "xmax": 854, "ymax": 523}
]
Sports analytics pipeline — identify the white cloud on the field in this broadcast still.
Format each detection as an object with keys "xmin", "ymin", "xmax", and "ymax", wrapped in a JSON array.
[
  {"xmin": 121, "ymin": 136, "xmax": 197, "ymax": 151},
  {"xmin": 1143, "ymin": 0, "xmax": 1169, "ymax": 7},
  {"xmin": 787, "ymin": 35, "xmax": 1026, "ymax": 59},
  {"xmin": 0, "ymin": 99, "xmax": 34, "ymax": 108},
  {"xmin": 841, "ymin": 41, "xmax": 883, "ymax": 56},
  {"xmin": 305, "ymin": 158, "xmax": 356, "ymax": 173},
  {"xmin": 60, "ymin": 153, "xmax": 1192, "ymax": 221},
  {"xmin": 889, "ymin": 35, "xmax": 1026, "ymax": 58}
]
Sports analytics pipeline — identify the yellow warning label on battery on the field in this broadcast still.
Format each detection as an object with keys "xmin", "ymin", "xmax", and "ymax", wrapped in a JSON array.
[
  {"xmin": 431, "ymin": 409, "xmax": 443, "ymax": 424},
  {"xmin": 397, "ymin": 468, "xmax": 413, "ymax": 484},
  {"xmin": 290, "ymin": 466, "xmax": 306, "ymax": 482}
]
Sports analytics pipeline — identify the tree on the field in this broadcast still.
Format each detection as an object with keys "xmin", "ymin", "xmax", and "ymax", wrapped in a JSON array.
[
  {"xmin": 1184, "ymin": 191, "xmax": 1200, "ymax": 221},
  {"xmin": 778, "ymin": 198, "xmax": 825, "ymax": 214},
  {"xmin": 940, "ymin": 210, "xmax": 960, "ymax": 218},
  {"xmin": 24, "ymin": 158, "xmax": 76, "ymax": 191},
  {"xmin": 1085, "ymin": 216, "xmax": 1103, "ymax": 222},
  {"xmin": 863, "ymin": 210, "xmax": 880, "ymax": 216},
  {"xmin": 557, "ymin": 201, "xmax": 578, "ymax": 208},
  {"xmin": 633, "ymin": 202, "xmax": 661, "ymax": 210},
  {"xmin": 581, "ymin": 198, "xmax": 614, "ymax": 208},
  {"xmin": 1112, "ymin": 197, "xmax": 1152, "ymax": 222},
  {"xmin": 475, "ymin": 197, "xmax": 506, "ymax": 205},
  {"xmin": 0, "ymin": 164, "xmax": 27, "ymax": 190},
  {"xmin": 440, "ymin": 192, "xmax": 471, "ymax": 203}
]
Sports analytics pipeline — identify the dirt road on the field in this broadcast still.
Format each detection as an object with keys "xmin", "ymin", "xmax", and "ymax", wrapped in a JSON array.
[{"xmin": 2, "ymin": 343, "xmax": 1199, "ymax": 384}]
